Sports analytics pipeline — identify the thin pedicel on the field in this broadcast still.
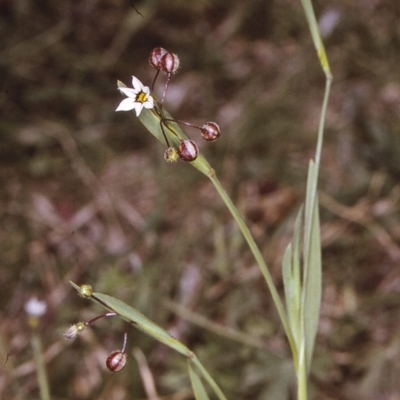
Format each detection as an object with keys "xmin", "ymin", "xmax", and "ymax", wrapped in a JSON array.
[
  {"xmin": 63, "ymin": 307, "xmax": 129, "ymax": 373},
  {"xmin": 149, "ymin": 47, "xmax": 180, "ymax": 106}
]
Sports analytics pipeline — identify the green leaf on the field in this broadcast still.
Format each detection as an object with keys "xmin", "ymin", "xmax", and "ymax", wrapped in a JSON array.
[
  {"xmin": 188, "ymin": 361, "xmax": 211, "ymax": 400},
  {"xmin": 300, "ymin": 0, "xmax": 332, "ymax": 77},
  {"xmin": 70, "ymin": 282, "xmax": 191, "ymax": 357},
  {"xmin": 282, "ymin": 207, "xmax": 303, "ymax": 358},
  {"xmin": 292, "ymin": 207, "xmax": 303, "ymax": 300},
  {"xmin": 93, "ymin": 291, "xmax": 193, "ymax": 357},
  {"xmin": 282, "ymin": 245, "xmax": 296, "ymax": 340},
  {"xmin": 302, "ymin": 197, "xmax": 322, "ymax": 373},
  {"xmin": 303, "ymin": 160, "xmax": 318, "ymax": 269}
]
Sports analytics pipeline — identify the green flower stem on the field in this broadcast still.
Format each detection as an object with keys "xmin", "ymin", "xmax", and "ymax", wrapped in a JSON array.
[
  {"xmin": 31, "ymin": 331, "xmax": 51, "ymax": 400},
  {"xmin": 190, "ymin": 355, "xmax": 228, "ymax": 400},
  {"xmin": 208, "ymin": 173, "xmax": 297, "ymax": 364},
  {"xmin": 298, "ymin": 346, "xmax": 308, "ymax": 400}
]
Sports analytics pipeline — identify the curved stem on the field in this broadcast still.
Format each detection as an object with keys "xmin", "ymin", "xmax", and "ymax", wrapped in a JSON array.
[
  {"xmin": 163, "ymin": 118, "xmax": 202, "ymax": 130},
  {"xmin": 191, "ymin": 355, "xmax": 228, "ymax": 400},
  {"xmin": 208, "ymin": 173, "xmax": 298, "ymax": 364}
]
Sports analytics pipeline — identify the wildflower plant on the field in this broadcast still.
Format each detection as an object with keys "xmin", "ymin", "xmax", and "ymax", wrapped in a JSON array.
[{"xmin": 67, "ymin": 0, "xmax": 332, "ymax": 399}]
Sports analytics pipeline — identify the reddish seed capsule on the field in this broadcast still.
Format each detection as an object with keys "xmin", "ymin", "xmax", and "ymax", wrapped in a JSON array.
[
  {"xmin": 200, "ymin": 122, "xmax": 220, "ymax": 142},
  {"xmin": 106, "ymin": 351, "xmax": 127, "ymax": 373},
  {"xmin": 160, "ymin": 52, "xmax": 180, "ymax": 75},
  {"xmin": 149, "ymin": 47, "xmax": 168, "ymax": 70},
  {"xmin": 178, "ymin": 140, "xmax": 199, "ymax": 162}
]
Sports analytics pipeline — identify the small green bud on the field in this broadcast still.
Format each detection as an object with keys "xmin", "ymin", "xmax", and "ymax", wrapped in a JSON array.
[{"xmin": 164, "ymin": 146, "xmax": 179, "ymax": 163}]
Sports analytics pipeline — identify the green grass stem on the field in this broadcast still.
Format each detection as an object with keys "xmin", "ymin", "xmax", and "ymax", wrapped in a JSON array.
[{"xmin": 31, "ymin": 332, "xmax": 51, "ymax": 400}]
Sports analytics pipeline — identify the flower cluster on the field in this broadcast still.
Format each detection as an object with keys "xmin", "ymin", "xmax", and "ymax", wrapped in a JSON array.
[
  {"xmin": 116, "ymin": 47, "xmax": 221, "ymax": 163},
  {"xmin": 64, "ymin": 311, "xmax": 128, "ymax": 373}
]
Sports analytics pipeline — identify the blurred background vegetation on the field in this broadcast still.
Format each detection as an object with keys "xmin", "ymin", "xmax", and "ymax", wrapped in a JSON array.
[{"xmin": 1, "ymin": 0, "xmax": 400, "ymax": 399}]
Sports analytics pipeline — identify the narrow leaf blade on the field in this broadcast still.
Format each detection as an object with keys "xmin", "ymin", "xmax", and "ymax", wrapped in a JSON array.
[
  {"xmin": 282, "ymin": 207, "xmax": 303, "ymax": 356},
  {"xmin": 282, "ymin": 245, "xmax": 296, "ymax": 343},
  {"xmin": 188, "ymin": 361, "xmax": 211, "ymax": 400},
  {"xmin": 303, "ymin": 197, "xmax": 322, "ymax": 373},
  {"xmin": 303, "ymin": 160, "xmax": 318, "ymax": 272},
  {"xmin": 68, "ymin": 283, "xmax": 193, "ymax": 357}
]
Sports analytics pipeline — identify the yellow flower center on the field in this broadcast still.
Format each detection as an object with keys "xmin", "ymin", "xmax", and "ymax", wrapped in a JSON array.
[{"xmin": 136, "ymin": 91, "xmax": 148, "ymax": 104}]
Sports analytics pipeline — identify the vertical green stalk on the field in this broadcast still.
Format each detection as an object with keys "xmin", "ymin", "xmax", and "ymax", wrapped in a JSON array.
[
  {"xmin": 31, "ymin": 331, "xmax": 51, "ymax": 400},
  {"xmin": 297, "ymin": 1, "xmax": 332, "ymax": 399},
  {"xmin": 298, "ymin": 344, "xmax": 308, "ymax": 400}
]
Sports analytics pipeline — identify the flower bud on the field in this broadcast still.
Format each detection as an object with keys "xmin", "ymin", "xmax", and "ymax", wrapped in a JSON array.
[
  {"xmin": 164, "ymin": 146, "xmax": 179, "ymax": 163},
  {"xmin": 149, "ymin": 47, "xmax": 168, "ymax": 70},
  {"xmin": 200, "ymin": 122, "xmax": 220, "ymax": 142},
  {"xmin": 64, "ymin": 322, "xmax": 86, "ymax": 339},
  {"xmin": 77, "ymin": 284, "xmax": 93, "ymax": 298},
  {"xmin": 106, "ymin": 351, "xmax": 127, "ymax": 373},
  {"xmin": 178, "ymin": 140, "xmax": 199, "ymax": 162},
  {"xmin": 160, "ymin": 52, "xmax": 180, "ymax": 75}
]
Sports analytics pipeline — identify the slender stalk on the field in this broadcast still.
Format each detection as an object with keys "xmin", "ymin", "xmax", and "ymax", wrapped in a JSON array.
[
  {"xmin": 31, "ymin": 332, "xmax": 51, "ymax": 400},
  {"xmin": 297, "ymin": 1, "xmax": 333, "ymax": 398},
  {"xmin": 208, "ymin": 173, "xmax": 298, "ymax": 366},
  {"xmin": 296, "ymin": 76, "xmax": 331, "ymax": 400},
  {"xmin": 297, "ymin": 345, "xmax": 308, "ymax": 400},
  {"xmin": 191, "ymin": 355, "xmax": 228, "ymax": 400},
  {"xmin": 315, "ymin": 78, "xmax": 332, "ymax": 169}
]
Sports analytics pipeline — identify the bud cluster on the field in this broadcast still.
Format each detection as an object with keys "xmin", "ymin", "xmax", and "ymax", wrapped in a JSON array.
[
  {"xmin": 64, "ymin": 312, "xmax": 128, "ymax": 373},
  {"xmin": 149, "ymin": 47, "xmax": 180, "ymax": 76},
  {"xmin": 148, "ymin": 47, "xmax": 221, "ymax": 163}
]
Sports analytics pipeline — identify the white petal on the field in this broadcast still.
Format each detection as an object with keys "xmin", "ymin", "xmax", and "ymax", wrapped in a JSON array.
[
  {"xmin": 133, "ymin": 102, "xmax": 145, "ymax": 116},
  {"xmin": 116, "ymin": 98, "xmax": 136, "ymax": 111},
  {"xmin": 144, "ymin": 96, "xmax": 154, "ymax": 109},
  {"xmin": 118, "ymin": 87, "xmax": 138, "ymax": 98},
  {"xmin": 131, "ymin": 76, "xmax": 144, "ymax": 92}
]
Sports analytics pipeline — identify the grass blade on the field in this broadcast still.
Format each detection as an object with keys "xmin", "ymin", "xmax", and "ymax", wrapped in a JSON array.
[
  {"xmin": 302, "ymin": 196, "xmax": 322, "ymax": 373},
  {"xmin": 188, "ymin": 361, "xmax": 211, "ymax": 400},
  {"xmin": 93, "ymin": 291, "xmax": 193, "ymax": 357},
  {"xmin": 282, "ymin": 207, "xmax": 303, "ymax": 362},
  {"xmin": 300, "ymin": 0, "xmax": 332, "ymax": 79}
]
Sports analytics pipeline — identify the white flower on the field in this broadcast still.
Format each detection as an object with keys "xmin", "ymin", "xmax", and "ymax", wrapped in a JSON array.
[
  {"xmin": 63, "ymin": 322, "xmax": 86, "ymax": 339},
  {"xmin": 116, "ymin": 76, "xmax": 154, "ymax": 116},
  {"xmin": 24, "ymin": 297, "xmax": 47, "ymax": 317}
]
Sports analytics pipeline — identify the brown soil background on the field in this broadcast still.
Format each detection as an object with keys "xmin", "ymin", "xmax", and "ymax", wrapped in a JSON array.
[{"xmin": 1, "ymin": 1, "xmax": 400, "ymax": 399}]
